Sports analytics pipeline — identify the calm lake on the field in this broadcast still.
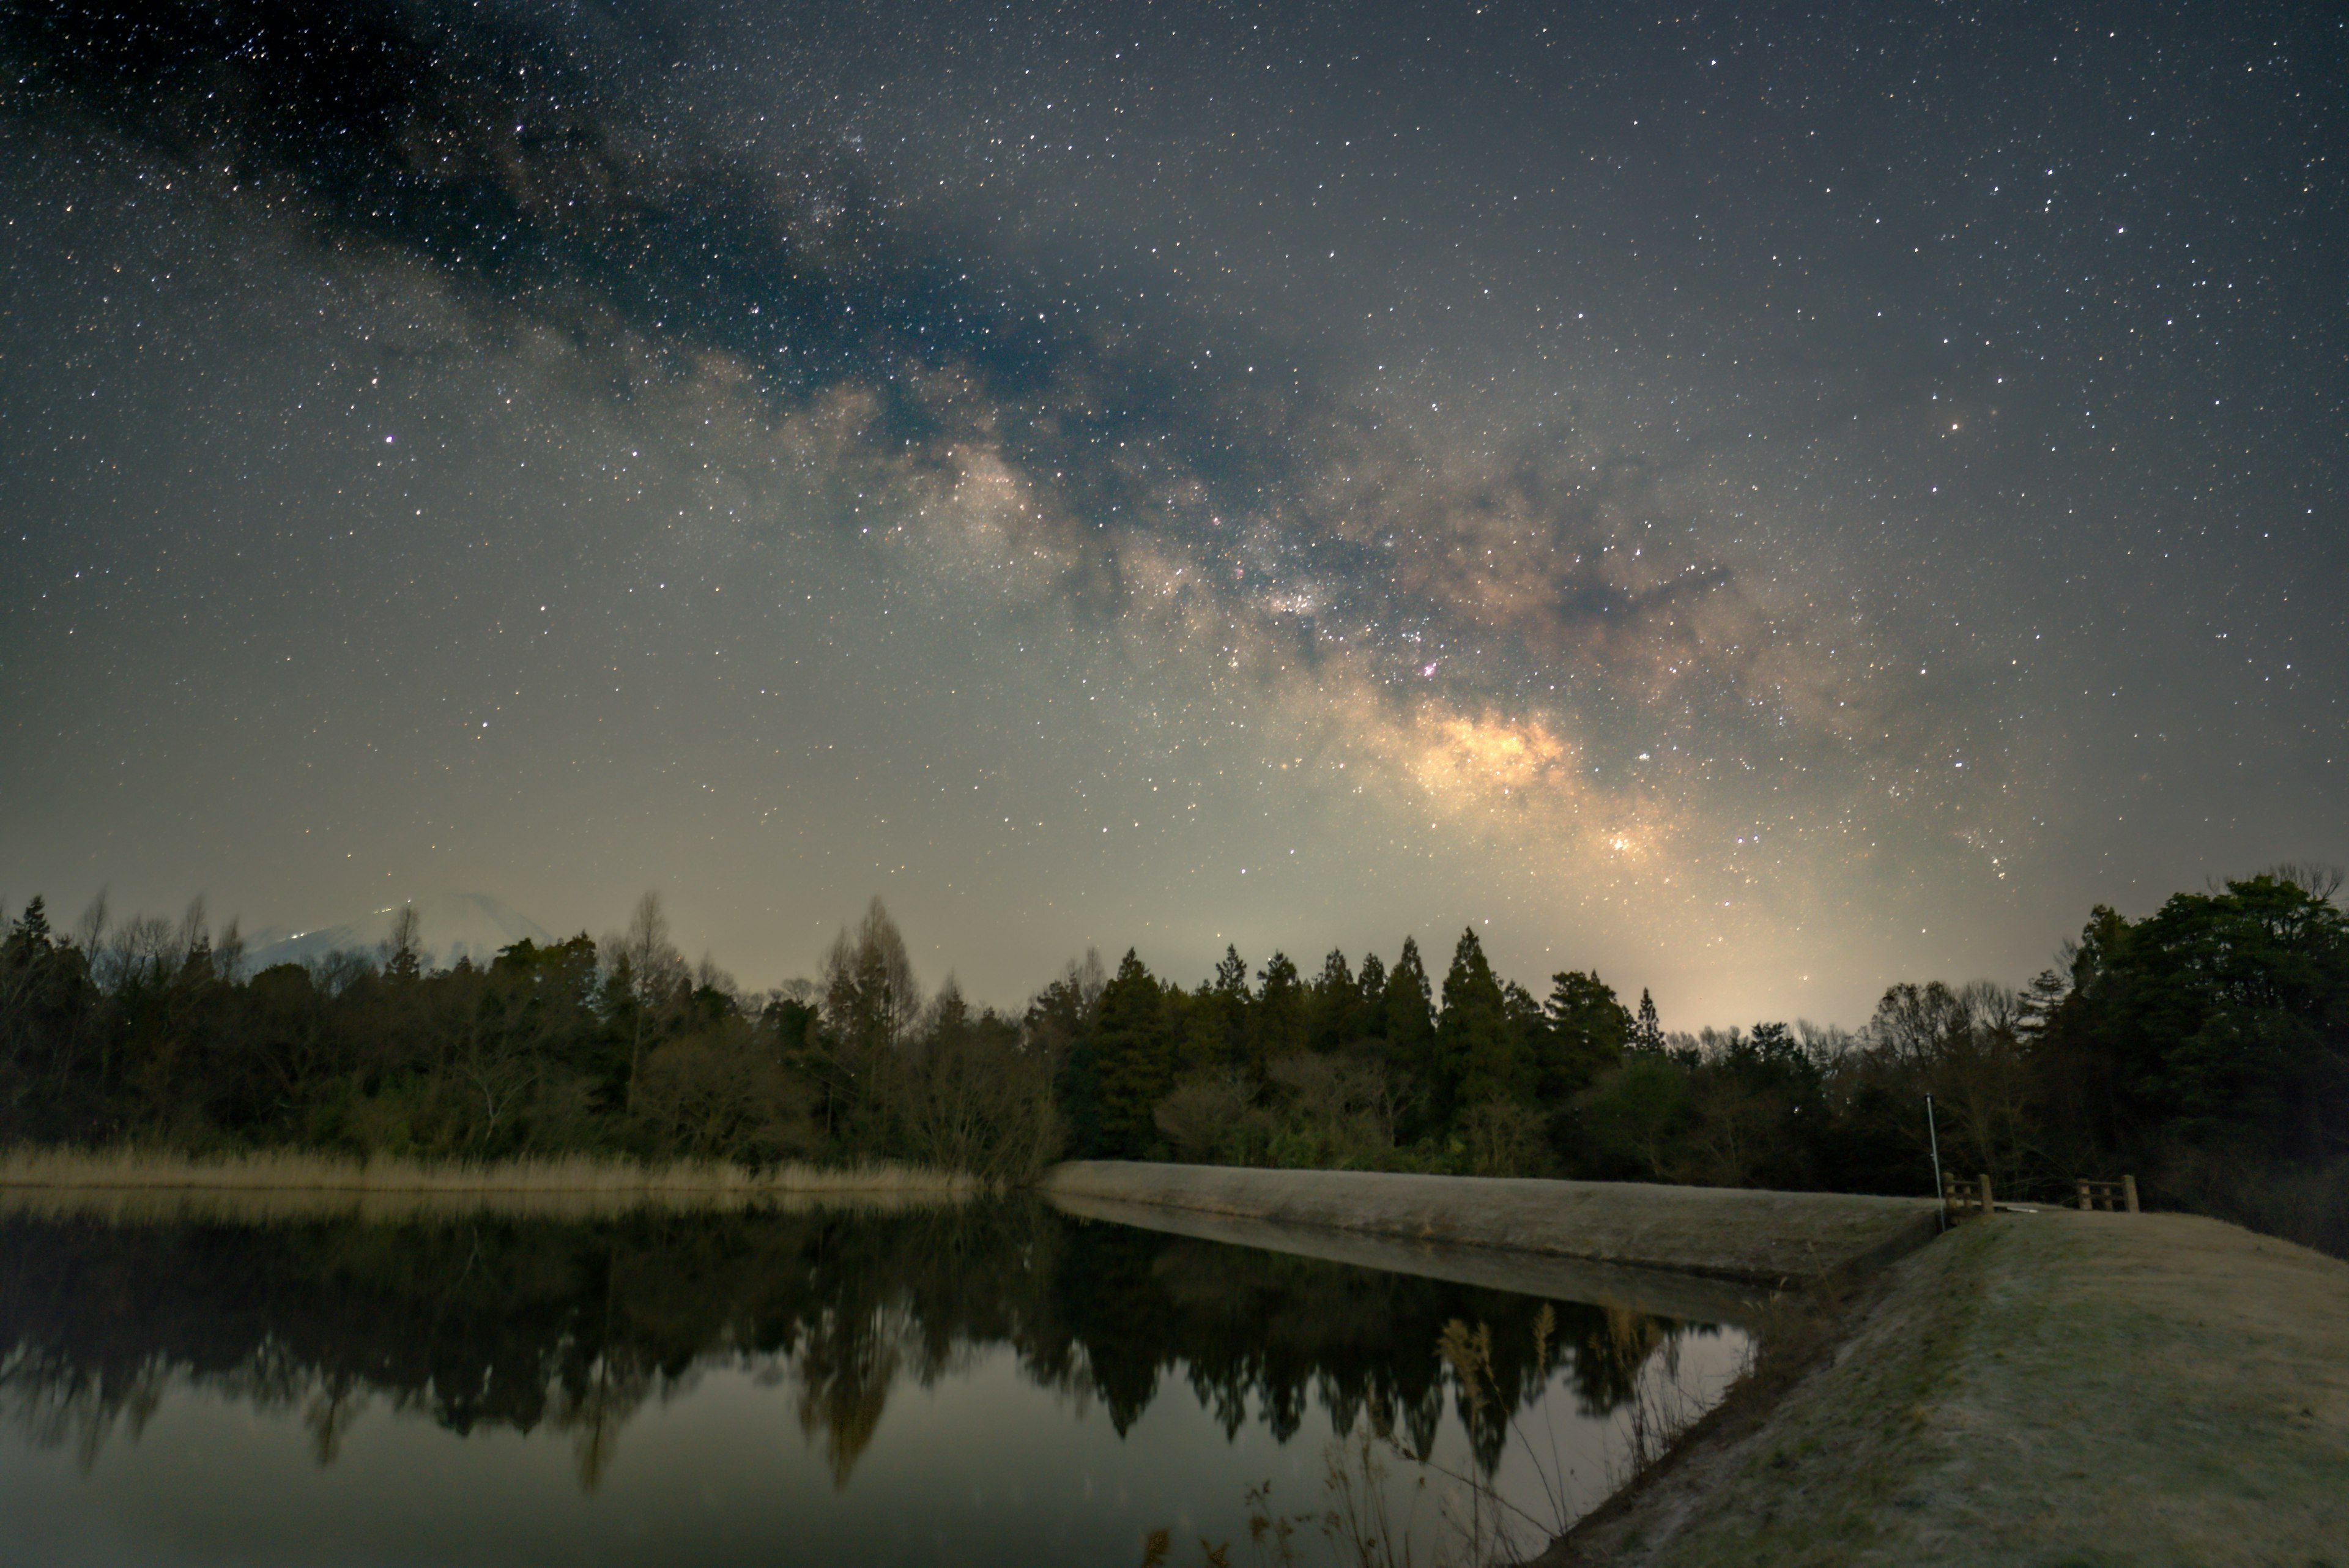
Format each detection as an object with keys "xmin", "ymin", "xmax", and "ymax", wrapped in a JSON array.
[{"xmin": 0, "ymin": 1197, "xmax": 1750, "ymax": 1566}]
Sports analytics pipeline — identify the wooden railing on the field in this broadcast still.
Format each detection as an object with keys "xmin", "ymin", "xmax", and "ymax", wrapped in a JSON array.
[
  {"xmin": 1939, "ymin": 1173, "xmax": 2140, "ymax": 1218},
  {"xmin": 1942, "ymin": 1170, "xmax": 1995, "ymax": 1219},
  {"xmin": 2075, "ymin": 1176, "xmax": 2139, "ymax": 1213}
]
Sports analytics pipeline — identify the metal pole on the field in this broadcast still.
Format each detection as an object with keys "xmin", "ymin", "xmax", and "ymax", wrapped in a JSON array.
[{"xmin": 1926, "ymin": 1094, "xmax": 1946, "ymax": 1233}]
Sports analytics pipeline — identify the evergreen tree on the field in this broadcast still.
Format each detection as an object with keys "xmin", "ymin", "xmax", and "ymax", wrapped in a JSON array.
[
  {"xmin": 1192, "ymin": 945, "xmax": 1250, "ymax": 1076},
  {"xmin": 1503, "ymin": 980, "xmax": 1550, "ymax": 1104},
  {"xmin": 2046, "ymin": 874, "xmax": 2349, "ymax": 1164},
  {"xmin": 1630, "ymin": 988, "xmax": 1664, "ymax": 1052},
  {"xmin": 1249, "ymin": 952, "xmax": 1307, "ymax": 1076},
  {"xmin": 1093, "ymin": 950, "xmax": 1176, "ymax": 1157},
  {"xmin": 1354, "ymin": 952, "xmax": 1389, "ymax": 1033},
  {"xmin": 1435, "ymin": 928, "xmax": 1530, "ymax": 1123},
  {"xmin": 1542, "ymin": 970, "xmax": 1631, "ymax": 1101},
  {"xmin": 1305, "ymin": 949, "xmax": 1357, "ymax": 1054},
  {"xmin": 1382, "ymin": 938, "xmax": 1436, "ymax": 1132},
  {"xmin": 12, "ymin": 896, "xmax": 50, "ymax": 945}
]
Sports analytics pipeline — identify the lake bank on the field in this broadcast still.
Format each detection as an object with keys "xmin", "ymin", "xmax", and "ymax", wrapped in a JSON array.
[
  {"xmin": 0, "ymin": 1147, "xmax": 982, "ymax": 1221},
  {"xmin": 1041, "ymin": 1161, "xmax": 1939, "ymax": 1285},
  {"xmin": 1551, "ymin": 1207, "xmax": 2349, "ymax": 1566}
]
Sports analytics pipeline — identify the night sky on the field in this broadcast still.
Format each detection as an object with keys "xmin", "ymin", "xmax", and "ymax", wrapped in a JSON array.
[{"xmin": 3, "ymin": 1, "xmax": 2342, "ymax": 1025}]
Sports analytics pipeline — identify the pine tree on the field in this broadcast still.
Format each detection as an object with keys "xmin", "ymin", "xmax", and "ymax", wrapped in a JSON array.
[
  {"xmin": 1212, "ymin": 946, "xmax": 1249, "ymax": 998},
  {"xmin": 1436, "ymin": 927, "xmax": 1529, "ymax": 1122},
  {"xmin": 1354, "ymin": 952, "xmax": 1389, "ymax": 1033},
  {"xmin": 1248, "ymin": 952, "xmax": 1306, "ymax": 1076},
  {"xmin": 1194, "ymin": 945, "xmax": 1252, "ymax": 1076},
  {"xmin": 1306, "ymin": 948, "xmax": 1357, "ymax": 1053},
  {"xmin": 1543, "ymin": 970, "xmax": 1632, "ymax": 1099},
  {"xmin": 1631, "ymin": 988, "xmax": 1664, "ymax": 1052},
  {"xmin": 1382, "ymin": 938, "xmax": 1436, "ymax": 1131},
  {"xmin": 1093, "ymin": 950, "xmax": 1175, "ymax": 1157}
]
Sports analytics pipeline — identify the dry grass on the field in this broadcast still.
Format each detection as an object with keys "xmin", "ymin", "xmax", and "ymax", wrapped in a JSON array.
[
  {"xmin": 1546, "ymin": 1213, "xmax": 2349, "ymax": 1567},
  {"xmin": 0, "ymin": 1146, "xmax": 984, "ymax": 1224}
]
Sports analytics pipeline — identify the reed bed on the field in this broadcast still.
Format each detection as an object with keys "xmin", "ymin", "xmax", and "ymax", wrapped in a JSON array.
[{"xmin": 0, "ymin": 1147, "xmax": 984, "ymax": 1225}]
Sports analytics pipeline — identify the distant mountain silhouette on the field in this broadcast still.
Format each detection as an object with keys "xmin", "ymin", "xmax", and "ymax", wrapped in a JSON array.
[{"xmin": 242, "ymin": 893, "xmax": 556, "ymax": 973}]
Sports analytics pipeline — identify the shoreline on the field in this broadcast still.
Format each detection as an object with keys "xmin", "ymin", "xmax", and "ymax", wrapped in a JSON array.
[{"xmin": 0, "ymin": 1146, "xmax": 985, "ymax": 1221}]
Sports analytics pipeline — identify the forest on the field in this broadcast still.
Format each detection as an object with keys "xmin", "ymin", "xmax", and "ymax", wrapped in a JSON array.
[{"xmin": 2, "ymin": 868, "xmax": 2345, "ymax": 1254}]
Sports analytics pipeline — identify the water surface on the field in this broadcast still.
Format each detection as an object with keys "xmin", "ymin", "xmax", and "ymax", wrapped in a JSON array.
[{"xmin": 0, "ymin": 1198, "xmax": 1747, "ymax": 1565}]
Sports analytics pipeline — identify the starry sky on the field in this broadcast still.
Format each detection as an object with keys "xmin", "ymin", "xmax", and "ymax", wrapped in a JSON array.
[{"xmin": 2, "ymin": 1, "xmax": 2342, "ymax": 1025}]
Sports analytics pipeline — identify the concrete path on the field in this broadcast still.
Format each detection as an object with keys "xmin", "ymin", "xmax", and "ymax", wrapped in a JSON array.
[
  {"xmin": 1555, "ymin": 1209, "xmax": 2349, "ymax": 1567},
  {"xmin": 1041, "ymin": 1161, "xmax": 1939, "ymax": 1284}
]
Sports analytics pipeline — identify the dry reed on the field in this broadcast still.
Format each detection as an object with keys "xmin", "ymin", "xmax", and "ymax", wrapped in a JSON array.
[{"xmin": 0, "ymin": 1146, "xmax": 984, "ymax": 1225}]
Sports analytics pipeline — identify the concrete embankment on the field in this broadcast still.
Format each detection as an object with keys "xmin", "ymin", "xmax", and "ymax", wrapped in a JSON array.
[
  {"xmin": 1051, "ymin": 1187, "xmax": 1775, "ymax": 1326},
  {"xmin": 1553, "ymin": 1209, "xmax": 2349, "ymax": 1567},
  {"xmin": 1041, "ymin": 1161, "xmax": 1937, "ymax": 1288}
]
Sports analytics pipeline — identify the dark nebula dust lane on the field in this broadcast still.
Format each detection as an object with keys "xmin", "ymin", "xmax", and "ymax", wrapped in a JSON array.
[
  {"xmin": 1, "ymin": 0, "xmax": 2342, "ymax": 1021},
  {"xmin": 0, "ymin": 0, "xmax": 1754, "ymax": 697}
]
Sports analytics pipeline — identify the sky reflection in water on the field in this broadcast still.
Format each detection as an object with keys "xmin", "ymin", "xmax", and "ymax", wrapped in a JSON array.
[{"xmin": 0, "ymin": 1201, "xmax": 1746, "ymax": 1566}]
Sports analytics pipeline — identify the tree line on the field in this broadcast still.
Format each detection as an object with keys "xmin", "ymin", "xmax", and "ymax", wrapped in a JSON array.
[
  {"xmin": 0, "ymin": 892, "xmax": 1055, "ymax": 1184},
  {"xmin": 2, "ymin": 868, "xmax": 2343, "ymax": 1252}
]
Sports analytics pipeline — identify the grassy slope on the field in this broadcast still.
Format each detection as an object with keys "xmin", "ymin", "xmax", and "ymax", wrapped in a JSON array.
[{"xmin": 1562, "ymin": 1210, "xmax": 2349, "ymax": 1567}]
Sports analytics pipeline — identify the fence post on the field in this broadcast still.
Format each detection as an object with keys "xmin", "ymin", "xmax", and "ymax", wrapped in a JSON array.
[
  {"xmin": 2076, "ymin": 1178, "xmax": 2090, "ymax": 1212},
  {"xmin": 1978, "ymin": 1173, "xmax": 1994, "ymax": 1216},
  {"xmin": 2123, "ymin": 1174, "xmax": 2139, "ymax": 1214}
]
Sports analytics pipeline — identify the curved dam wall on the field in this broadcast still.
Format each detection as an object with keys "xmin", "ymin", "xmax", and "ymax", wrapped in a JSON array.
[
  {"xmin": 1050, "ymin": 1187, "xmax": 1778, "ymax": 1327},
  {"xmin": 1042, "ymin": 1162, "xmax": 1939, "ymax": 1288}
]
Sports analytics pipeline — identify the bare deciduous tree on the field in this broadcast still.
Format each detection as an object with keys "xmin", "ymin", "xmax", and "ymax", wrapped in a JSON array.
[
  {"xmin": 820, "ymin": 896, "xmax": 922, "ymax": 1052},
  {"xmin": 380, "ymin": 905, "xmax": 423, "ymax": 983},
  {"xmin": 606, "ymin": 891, "xmax": 687, "ymax": 1112},
  {"xmin": 808, "ymin": 897, "xmax": 924, "ymax": 1142}
]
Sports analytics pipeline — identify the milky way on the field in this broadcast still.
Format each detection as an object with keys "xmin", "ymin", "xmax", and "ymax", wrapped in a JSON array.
[{"xmin": 3, "ymin": 1, "xmax": 2342, "ymax": 1021}]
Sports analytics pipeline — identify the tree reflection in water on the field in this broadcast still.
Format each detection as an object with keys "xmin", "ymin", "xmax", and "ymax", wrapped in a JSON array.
[{"xmin": 0, "ymin": 1202, "xmax": 1724, "ymax": 1492}]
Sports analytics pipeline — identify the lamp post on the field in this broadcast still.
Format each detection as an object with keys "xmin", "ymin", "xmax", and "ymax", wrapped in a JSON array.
[{"xmin": 1926, "ymin": 1093, "xmax": 1946, "ymax": 1233}]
